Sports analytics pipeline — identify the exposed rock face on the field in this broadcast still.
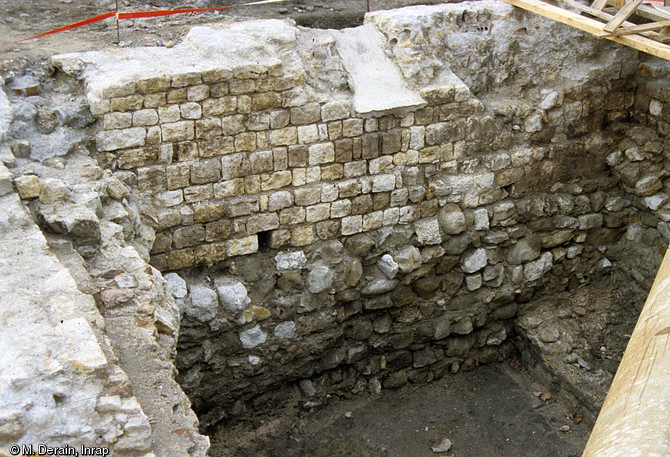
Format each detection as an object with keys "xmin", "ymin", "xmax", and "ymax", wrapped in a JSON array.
[{"xmin": 2, "ymin": 0, "xmax": 670, "ymax": 452}]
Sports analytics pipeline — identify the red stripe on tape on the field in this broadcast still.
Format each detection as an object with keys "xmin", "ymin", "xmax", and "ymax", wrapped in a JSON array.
[
  {"xmin": 7, "ymin": 11, "xmax": 116, "ymax": 45},
  {"xmin": 118, "ymin": 4, "xmax": 244, "ymax": 19}
]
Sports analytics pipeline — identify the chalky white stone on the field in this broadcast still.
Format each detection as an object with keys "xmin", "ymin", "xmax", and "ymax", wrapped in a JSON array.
[
  {"xmin": 462, "ymin": 248, "xmax": 487, "ymax": 274},
  {"xmin": 378, "ymin": 254, "xmax": 399, "ymax": 279},
  {"xmin": 187, "ymin": 284, "xmax": 218, "ymax": 321},
  {"xmin": 239, "ymin": 325, "xmax": 267, "ymax": 349},
  {"xmin": 217, "ymin": 281, "xmax": 250, "ymax": 313}
]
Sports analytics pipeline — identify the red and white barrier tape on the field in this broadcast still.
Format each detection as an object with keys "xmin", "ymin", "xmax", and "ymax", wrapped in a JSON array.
[{"xmin": 4, "ymin": 0, "xmax": 289, "ymax": 46}]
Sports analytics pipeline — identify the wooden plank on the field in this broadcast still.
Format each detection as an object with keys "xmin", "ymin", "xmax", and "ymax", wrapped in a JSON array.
[
  {"xmin": 502, "ymin": 0, "xmax": 670, "ymax": 61},
  {"xmin": 603, "ymin": 20, "xmax": 670, "ymax": 36},
  {"xmin": 562, "ymin": 0, "xmax": 670, "ymax": 41},
  {"xmin": 603, "ymin": 0, "xmax": 643, "ymax": 32},
  {"xmin": 582, "ymin": 247, "xmax": 670, "ymax": 457},
  {"xmin": 591, "ymin": 0, "xmax": 608, "ymax": 11},
  {"xmin": 634, "ymin": 3, "xmax": 670, "ymax": 23}
]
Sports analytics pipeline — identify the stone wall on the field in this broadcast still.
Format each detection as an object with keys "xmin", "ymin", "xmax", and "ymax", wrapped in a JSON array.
[
  {"xmin": 8, "ymin": 0, "xmax": 666, "ymax": 445},
  {"xmin": 51, "ymin": 2, "xmax": 654, "ymax": 430}
]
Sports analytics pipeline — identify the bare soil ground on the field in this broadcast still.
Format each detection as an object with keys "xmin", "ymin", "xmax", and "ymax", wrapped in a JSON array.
[
  {"xmin": 209, "ymin": 363, "xmax": 592, "ymax": 457},
  {"xmin": 0, "ymin": 0, "xmax": 450, "ymax": 65}
]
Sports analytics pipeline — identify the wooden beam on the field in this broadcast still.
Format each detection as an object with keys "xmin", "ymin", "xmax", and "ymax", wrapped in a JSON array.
[
  {"xmin": 503, "ymin": 0, "xmax": 670, "ymax": 61},
  {"xmin": 591, "ymin": 0, "xmax": 608, "ymax": 11},
  {"xmin": 561, "ymin": 0, "xmax": 670, "ymax": 41},
  {"xmin": 602, "ymin": 20, "xmax": 670, "ymax": 36},
  {"xmin": 603, "ymin": 0, "xmax": 643, "ymax": 32},
  {"xmin": 582, "ymin": 248, "xmax": 670, "ymax": 457}
]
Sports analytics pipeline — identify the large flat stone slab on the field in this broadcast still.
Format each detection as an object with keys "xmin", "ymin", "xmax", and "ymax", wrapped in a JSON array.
[{"xmin": 334, "ymin": 24, "xmax": 426, "ymax": 115}]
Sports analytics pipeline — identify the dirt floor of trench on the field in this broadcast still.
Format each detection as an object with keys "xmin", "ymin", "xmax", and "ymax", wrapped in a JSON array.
[{"xmin": 207, "ymin": 362, "xmax": 591, "ymax": 457}]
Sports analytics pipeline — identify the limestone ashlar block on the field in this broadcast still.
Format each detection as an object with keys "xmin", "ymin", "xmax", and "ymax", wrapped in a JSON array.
[
  {"xmin": 308, "ymin": 142, "xmax": 335, "ymax": 165},
  {"xmin": 246, "ymin": 112, "xmax": 270, "ymax": 131},
  {"xmin": 172, "ymin": 224, "xmax": 205, "ymax": 249},
  {"xmin": 290, "ymin": 103, "xmax": 321, "ymax": 125},
  {"xmin": 320, "ymin": 164, "xmax": 343, "ymax": 181},
  {"xmin": 330, "ymin": 199, "xmax": 352, "ymax": 218},
  {"xmin": 361, "ymin": 133, "xmax": 380, "ymax": 160},
  {"xmin": 110, "ymin": 95, "xmax": 144, "ymax": 112},
  {"xmin": 344, "ymin": 160, "xmax": 367, "ymax": 178},
  {"xmin": 209, "ymin": 82, "xmax": 229, "ymax": 98},
  {"xmin": 338, "ymin": 179, "xmax": 362, "ymax": 199},
  {"xmin": 294, "ymin": 186, "xmax": 321, "ymax": 206},
  {"xmin": 214, "ymin": 178, "xmax": 245, "ymax": 198},
  {"xmin": 230, "ymin": 79, "xmax": 256, "ymax": 95},
  {"xmin": 279, "ymin": 206, "xmax": 306, "ymax": 225},
  {"xmin": 206, "ymin": 219, "xmax": 232, "ymax": 242},
  {"xmin": 321, "ymin": 101, "xmax": 351, "ymax": 122},
  {"xmin": 158, "ymin": 104, "xmax": 181, "ymax": 123},
  {"xmin": 153, "ymin": 189, "xmax": 183, "ymax": 207},
  {"xmin": 132, "ymin": 109, "xmax": 159, "ymax": 126},
  {"xmin": 168, "ymin": 88, "xmax": 188, "ymax": 104},
  {"xmin": 381, "ymin": 130, "xmax": 402, "ymax": 155},
  {"xmin": 238, "ymin": 95, "xmax": 252, "ymax": 114},
  {"xmin": 351, "ymin": 194, "xmax": 373, "ymax": 215},
  {"xmin": 173, "ymin": 141, "xmax": 199, "ymax": 162},
  {"xmin": 187, "ymin": 85, "xmax": 210, "ymax": 102},
  {"xmin": 196, "ymin": 118, "xmax": 223, "ymax": 139},
  {"xmin": 183, "ymin": 184, "xmax": 214, "ymax": 203},
  {"xmin": 298, "ymin": 124, "xmax": 319, "ymax": 144},
  {"xmin": 251, "ymin": 92, "xmax": 282, "ymax": 111},
  {"xmin": 260, "ymin": 170, "xmax": 292, "ymax": 191},
  {"xmin": 167, "ymin": 248, "xmax": 195, "ymax": 270},
  {"xmin": 269, "ymin": 127, "xmax": 298, "ymax": 147},
  {"xmin": 244, "ymin": 175, "xmax": 261, "ymax": 194},
  {"xmin": 161, "ymin": 121, "xmax": 195, "ymax": 143},
  {"xmin": 342, "ymin": 118, "xmax": 364, "ymax": 138},
  {"xmin": 288, "ymin": 145, "xmax": 308, "ymax": 167},
  {"xmin": 270, "ymin": 110, "xmax": 290, "ymax": 129},
  {"xmin": 101, "ymin": 81, "xmax": 136, "ymax": 98},
  {"xmin": 341, "ymin": 215, "xmax": 363, "ymax": 236},
  {"xmin": 393, "ymin": 150, "xmax": 419, "ymax": 166},
  {"xmin": 291, "ymin": 225, "xmax": 315, "ymax": 247},
  {"xmin": 221, "ymin": 153, "xmax": 251, "ymax": 180},
  {"xmin": 171, "ymin": 72, "xmax": 202, "ymax": 88},
  {"xmin": 383, "ymin": 207, "xmax": 400, "ymax": 226},
  {"xmin": 180, "ymin": 102, "xmax": 202, "ymax": 120},
  {"xmin": 328, "ymin": 121, "xmax": 343, "ymax": 141},
  {"xmin": 369, "ymin": 155, "xmax": 394, "ymax": 175},
  {"xmin": 203, "ymin": 97, "xmax": 238, "ymax": 117},
  {"xmin": 96, "ymin": 128, "xmax": 146, "ymax": 152},
  {"xmin": 250, "ymin": 150, "xmax": 274, "ymax": 174},
  {"xmin": 306, "ymin": 203, "xmax": 330, "ymax": 222},
  {"xmin": 227, "ymin": 196, "xmax": 259, "ymax": 217},
  {"xmin": 363, "ymin": 211, "xmax": 383, "ymax": 231},
  {"xmin": 247, "ymin": 212, "xmax": 280, "ymax": 233},
  {"xmin": 273, "ymin": 147, "xmax": 288, "ymax": 171},
  {"xmin": 195, "ymin": 241, "xmax": 227, "ymax": 264},
  {"xmin": 138, "ymin": 165, "xmax": 167, "ymax": 192},
  {"xmin": 372, "ymin": 174, "xmax": 396, "ymax": 193},
  {"xmin": 226, "ymin": 235, "xmax": 259, "ymax": 256},
  {"xmin": 235, "ymin": 132, "xmax": 256, "ymax": 152},
  {"xmin": 135, "ymin": 76, "xmax": 171, "ymax": 94},
  {"xmin": 202, "ymin": 68, "xmax": 232, "ymax": 84},
  {"xmin": 104, "ymin": 112, "xmax": 132, "ymax": 129},
  {"xmin": 114, "ymin": 147, "xmax": 155, "ymax": 170},
  {"xmin": 292, "ymin": 168, "xmax": 306, "ymax": 186},
  {"xmin": 193, "ymin": 202, "xmax": 226, "ymax": 223}
]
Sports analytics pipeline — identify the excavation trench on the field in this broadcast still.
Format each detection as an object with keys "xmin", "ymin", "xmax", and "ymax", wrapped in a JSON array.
[{"xmin": 1, "ymin": 1, "xmax": 669, "ymax": 456}]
